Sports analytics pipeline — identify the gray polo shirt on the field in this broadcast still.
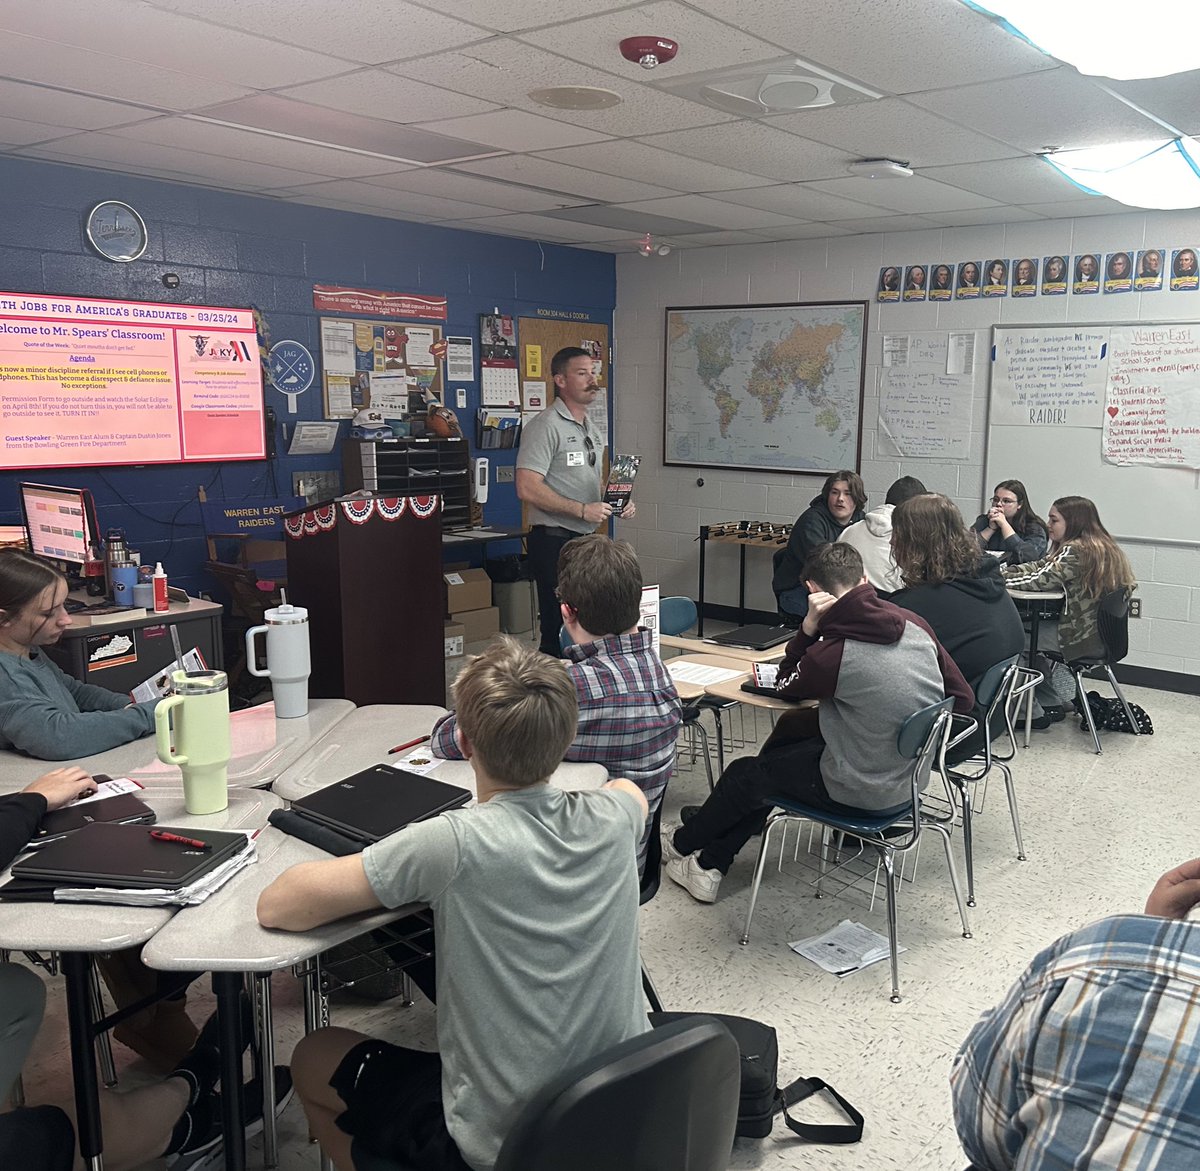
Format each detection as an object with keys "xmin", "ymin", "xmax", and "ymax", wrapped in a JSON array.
[{"xmin": 517, "ymin": 398, "xmax": 603, "ymax": 532}]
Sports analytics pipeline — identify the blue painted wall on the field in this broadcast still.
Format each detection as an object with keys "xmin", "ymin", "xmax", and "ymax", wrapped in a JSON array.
[{"xmin": 0, "ymin": 156, "xmax": 615, "ymax": 593}]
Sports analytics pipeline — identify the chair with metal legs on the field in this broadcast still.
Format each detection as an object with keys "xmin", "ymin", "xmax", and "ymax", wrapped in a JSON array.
[
  {"xmin": 942, "ymin": 657, "xmax": 1042, "ymax": 907},
  {"xmin": 739, "ymin": 698, "xmax": 974, "ymax": 1003},
  {"xmin": 1047, "ymin": 587, "xmax": 1141, "ymax": 755}
]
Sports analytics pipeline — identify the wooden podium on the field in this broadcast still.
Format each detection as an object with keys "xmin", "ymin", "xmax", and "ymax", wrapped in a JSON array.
[{"xmin": 284, "ymin": 496, "xmax": 445, "ymax": 706}]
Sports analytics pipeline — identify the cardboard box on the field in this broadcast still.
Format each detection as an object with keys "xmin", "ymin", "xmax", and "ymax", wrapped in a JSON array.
[
  {"xmin": 444, "ymin": 620, "xmax": 465, "ymax": 659},
  {"xmin": 444, "ymin": 567, "xmax": 491, "ymax": 615},
  {"xmin": 458, "ymin": 605, "xmax": 500, "ymax": 645}
]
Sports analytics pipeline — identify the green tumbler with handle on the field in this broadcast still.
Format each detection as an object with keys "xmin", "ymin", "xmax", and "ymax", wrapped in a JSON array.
[{"xmin": 154, "ymin": 669, "xmax": 231, "ymax": 814}]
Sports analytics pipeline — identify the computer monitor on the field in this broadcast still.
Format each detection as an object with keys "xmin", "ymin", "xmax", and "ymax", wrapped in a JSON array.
[{"xmin": 18, "ymin": 482, "xmax": 98, "ymax": 570}]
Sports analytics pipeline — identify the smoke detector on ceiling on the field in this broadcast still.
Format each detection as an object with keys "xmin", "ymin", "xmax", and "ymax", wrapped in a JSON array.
[
  {"xmin": 650, "ymin": 55, "xmax": 882, "ymax": 116},
  {"xmin": 619, "ymin": 36, "xmax": 679, "ymax": 70},
  {"xmin": 846, "ymin": 158, "xmax": 913, "ymax": 179}
]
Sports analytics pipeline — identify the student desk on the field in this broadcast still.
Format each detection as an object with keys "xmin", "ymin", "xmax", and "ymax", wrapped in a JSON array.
[
  {"xmin": 1006, "ymin": 587, "xmax": 1066, "ymax": 744},
  {"xmin": 0, "ymin": 787, "xmax": 279, "ymax": 1171},
  {"xmin": 659, "ymin": 633, "xmax": 790, "ymax": 663},
  {"xmin": 271, "ymin": 704, "xmax": 608, "ymax": 803},
  {"xmin": 0, "ymin": 699, "xmax": 356, "ymax": 797},
  {"xmin": 664, "ymin": 654, "xmax": 749, "ymax": 701},
  {"xmin": 146, "ymin": 728, "xmax": 607, "ymax": 1170}
]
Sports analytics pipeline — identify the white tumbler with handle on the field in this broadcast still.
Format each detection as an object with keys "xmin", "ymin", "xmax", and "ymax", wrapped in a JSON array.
[{"xmin": 245, "ymin": 595, "xmax": 311, "ymax": 719}]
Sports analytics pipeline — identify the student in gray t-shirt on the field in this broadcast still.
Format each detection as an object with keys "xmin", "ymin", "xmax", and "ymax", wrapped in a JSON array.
[{"xmin": 258, "ymin": 637, "xmax": 649, "ymax": 1171}]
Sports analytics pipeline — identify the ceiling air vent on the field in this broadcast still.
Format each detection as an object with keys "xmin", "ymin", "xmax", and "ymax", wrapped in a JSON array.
[{"xmin": 653, "ymin": 55, "xmax": 883, "ymax": 116}]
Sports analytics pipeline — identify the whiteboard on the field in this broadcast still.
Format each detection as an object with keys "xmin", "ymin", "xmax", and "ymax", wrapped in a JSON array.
[{"xmin": 986, "ymin": 323, "xmax": 1200, "ymax": 544}]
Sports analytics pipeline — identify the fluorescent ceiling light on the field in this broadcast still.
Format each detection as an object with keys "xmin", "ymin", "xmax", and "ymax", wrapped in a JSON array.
[
  {"xmin": 963, "ymin": 1, "xmax": 1200, "ymax": 80},
  {"xmin": 1042, "ymin": 138, "xmax": 1200, "ymax": 208}
]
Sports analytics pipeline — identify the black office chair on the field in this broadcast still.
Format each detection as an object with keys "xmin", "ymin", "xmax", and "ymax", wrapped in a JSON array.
[
  {"xmin": 1048, "ymin": 587, "xmax": 1141, "ymax": 754},
  {"xmin": 352, "ymin": 1017, "xmax": 741, "ymax": 1171}
]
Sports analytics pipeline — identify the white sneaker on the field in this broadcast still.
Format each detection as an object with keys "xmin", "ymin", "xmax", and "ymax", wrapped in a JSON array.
[
  {"xmin": 666, "ymin": 854, "xmax": 722, "ymax": 904},
  {"xmin": 660, "ymin": 822, "xmax": 689, "ymax": 865}
]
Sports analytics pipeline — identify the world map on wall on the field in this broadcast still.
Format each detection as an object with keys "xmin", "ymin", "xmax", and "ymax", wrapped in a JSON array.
[{"xmin": 664, "ymin": 303, "xmax": 866, "ymax": 474}]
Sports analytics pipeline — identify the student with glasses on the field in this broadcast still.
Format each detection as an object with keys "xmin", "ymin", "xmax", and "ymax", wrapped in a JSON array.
[
  {"xmin": 970, "ymin": 479, "xmax": 1047, "ymax": 565},
  {"xmin": 517, "ymin": 347, "xmax": 634, "ymax": 656}
]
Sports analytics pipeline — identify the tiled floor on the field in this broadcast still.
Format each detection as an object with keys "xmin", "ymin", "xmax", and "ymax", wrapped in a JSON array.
[{"xmin": 19, "ymin": 675, "xmax": 1197, "ymax": 1170}]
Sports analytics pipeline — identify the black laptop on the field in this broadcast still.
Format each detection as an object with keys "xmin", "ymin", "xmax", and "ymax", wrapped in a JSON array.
[
  {"xmin": 31, "ymin": 791, "xmax": 157, "ymax": 848},
  {"xmin": 290, "ymin": 764, "xmax": 472, "ymax": 845},
  {"xmin": 707, "ymin": 623, "xmax": 794, "ymax": 650},
  {"xmin": 11, "ymin": 822, "xmax": 247, "ymax": 890}
]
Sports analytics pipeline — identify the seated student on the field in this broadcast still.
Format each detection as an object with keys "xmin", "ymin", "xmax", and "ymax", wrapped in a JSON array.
[
  {"xmin": 889, "ymin": 493, "xmax": 1026, "ymax": 696},
  {"xmin": 772, "ymin": 470, "xmax": 867, "ymax": 621},
  {"xmin": 952, "ymin": 855, "xmax": 1200, "ymax": 1170},
  {"xmin": 257, "ymin": 637, "xmax": 650, "ymax": 1171},
  {"xmin": 836, "ymin": 475, "xmax": 926, "ymax": 596},
  {"xmin": 970, "ymin": 479, "xmax": 1047, "ymax": 565},
  {"xmin": 1002, "ymin": 495, "xmax": 1136, "ymax": 720},
  {"xmin": 0, "ymin": 550, "xmax": 158, "ymax": 760},
  {"xmin": 664, "ymin": 543, "xmax": 972, "ymax": 904},
  {"xmin": 430, "ymin": 534, "xmax": 680, "ymax": 874},
  {"xmin": 0, "ymin": 767, "xmax": 287, "ymax": 1171}
]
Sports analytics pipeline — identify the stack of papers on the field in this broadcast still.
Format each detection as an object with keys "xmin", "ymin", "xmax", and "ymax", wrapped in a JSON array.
[
  {"xmin": 667, "ymin": 662, "xmax": 745, "ymax": 686},
  {"xmin": 789, "ymin": 920, "xmax": 903, "ymax": 978},
  {"xmin": 52, "ymin": 835, "xmax": 258, "ymax": 907}
]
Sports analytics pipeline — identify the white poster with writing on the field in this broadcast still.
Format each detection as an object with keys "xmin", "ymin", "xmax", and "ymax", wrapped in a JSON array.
[
  {"xmin": 878, "ymin": 333, "xmax": 973, "ymax": 458},
  {"xmin": 990, "ymin": 327, "xmax": 1109, "ymax": 427},
  {"xmin": 1103, "ymin": 324, "xmax": 1200, "ymax": 467}
]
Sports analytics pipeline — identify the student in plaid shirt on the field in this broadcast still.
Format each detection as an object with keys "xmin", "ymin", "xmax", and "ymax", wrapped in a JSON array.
[
  {"xmin": 952, "ymin": 856, "xmax": 1200, "ymax": 1169},
  {"xmin": 431, "ymin": 534, "xmax": 680, "ymax": 874}
]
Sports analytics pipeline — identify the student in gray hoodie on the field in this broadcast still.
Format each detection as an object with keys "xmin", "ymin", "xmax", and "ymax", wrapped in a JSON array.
[{"xmin": 837, "ymin": 476, "xmax": 926, "ymax": 597}]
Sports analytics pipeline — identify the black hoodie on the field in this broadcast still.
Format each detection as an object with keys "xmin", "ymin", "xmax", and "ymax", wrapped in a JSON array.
[
  {"xmin": 890, "ymin": 557, "xmax": 1024, "ymax": 691},
  {"xmin": 773, "ymin": 492, "xmax": 865, "ymax": 596}
]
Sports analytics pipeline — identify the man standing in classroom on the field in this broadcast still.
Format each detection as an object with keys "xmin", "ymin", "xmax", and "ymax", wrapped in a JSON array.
[{"xmin": 517, "ymin": 347, "xmax": 634, "ymax": 656}]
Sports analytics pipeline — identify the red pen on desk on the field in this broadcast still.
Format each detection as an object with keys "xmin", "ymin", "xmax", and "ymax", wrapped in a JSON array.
[
  {"xmin": 388, "ymin": 735, "xmax": 431, "ymax": 756},
  {"xmin": 150, "ymin": 829, "xmax": 211, "ymax": 851}
]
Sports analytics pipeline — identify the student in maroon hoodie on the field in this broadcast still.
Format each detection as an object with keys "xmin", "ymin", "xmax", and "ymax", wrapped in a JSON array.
[{"xmin": 664, "ymin": 542, "xmax": 972, "ymax": 904}]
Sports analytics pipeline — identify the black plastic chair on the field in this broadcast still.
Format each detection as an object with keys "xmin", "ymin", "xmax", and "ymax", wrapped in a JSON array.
[
  {"xmin": 740, "ymin": 699, "xmax": 973, "ymax": 1002},
  {"xmin": 1048, "ymin": 587, "xmax": 1141, "ymax": 754},
  {"xmin": 352, "ymin": 1017, "xmax": 741, "ymax": 1171}
]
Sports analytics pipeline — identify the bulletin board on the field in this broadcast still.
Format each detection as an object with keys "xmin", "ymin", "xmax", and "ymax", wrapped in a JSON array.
[
  {"xmin": 986, "ymin": 321, "xmax": 1200, "ymax": 544},
  {"xmin": 318, "ymin": 316, "xmax": 444, "ymax": 419},
  {"xmin": 516, "ymin": 317, "xmax": 610, "ymax": 440}
]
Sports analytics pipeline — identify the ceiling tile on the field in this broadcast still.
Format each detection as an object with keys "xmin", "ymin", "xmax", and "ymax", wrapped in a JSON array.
[
  {"xmin": 276, "ymin": 70, "xmax": 501, "ymax": 123},
  {"xmin": 272, "ymin": 179, "xmax": 507, "ymax": 219},
  {"xmin": 107, "ymin": 118, "xmax": 417, "ymax": 179},
  {"xmin": 412, "ymin": 110, "xmax": 611, "ymax": 153},
  {"xmin": 910, "ymin": 69, "xmax": 1169, "ymax": 154},
  {"xmin": 144, "ymin": 0, "xmax": 491, "ymax": 64},
  {"xmin": 919, "ymin": 156, "xmax": 1085, "ymax": 205},
  {"xmin": 767, "ymin": 98, "xmax": 1018, "ymax": 168},
  {"xmin": 20, "ymin": 132, "xmax": 324, "ymax": 189},
  {"xmin": 454, "ymin": 155, "xmax": 682, "ymax": 203},
  {"xmin": 636, "ymin": 122, "xmax": 851, "ymax": 182},
  {"xmin": 0, "ymin": 32, "xmax": 252, "ymax": 109},
  {"xmin": 0, "ymin": 116, "xmax": 85, "ymax": 148},
  {"xmin": 400, "ymin": 39, "xmax": 732, "ymax": 136},
  {"xmin": 539, "ymin": 205, "xmax": 717, "ymax": 235},
  {"xmin": 830, "ymin": 213, "xmax": 945, "ymax": 234},
  {"xmin": 278, "ymin": 191, "xmax": 440, "ymax": 221},
  {"xmin": 1019, "ymin": 197, "xmax": 1143, "ymax": 220},
  {"xmin": 608, "ymin": 194, "xmax": 801, "ymax": 230},
  {"xmin": 2, "ymin": 0, "xmax": 353, "ymax": 90},
  {"xmin": 197, "ymin": 95, "xmax": 498, "ymax": 163},
  {"xmin": 684, "ymin": 0, "xmax": 1059, "ymax": 92},
  {"xmin": 804, "ymin": 174, "xmax": 1003, "ymax": 214},
  {"xmin": 0, "ymin": 80, "xmax": 157, "ymax": 131},
  {"xmin": 750, "ymin": 223, "xmax": 858, "ymax": 240},
  {"xmin": 401, "ymin": 0, "xmax": 627, "ymax": 34},
  {"xmin": 535, "ymin": 140, "xmax": 775, "ymax": 193},
  {"xmin": 1106, "ymin": 70, "xmax": 1200, "ymax": 137},
  {"xmin": 359, "ymin": 169, "xmax": 589, "ymax": 212},
  {"xmin": 518, "ymin": 1, "xmax": 788, "ymax": 77},
  {"xmin": 706, "ymin": 184, "xmax": 890, "ymax": 221},
  {"xmin": 666, "ymin": 230, "xmax": 783, "ymax": 247},
  {"xmin": 440, "ymin": 214, "xmax": 625, "ymax": 242},
  {"xmin": 923, "ymin": 207, "xmax": 1048, "ymax": 227}
]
